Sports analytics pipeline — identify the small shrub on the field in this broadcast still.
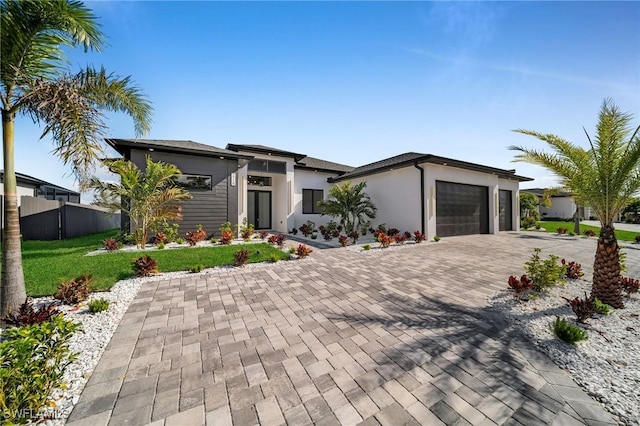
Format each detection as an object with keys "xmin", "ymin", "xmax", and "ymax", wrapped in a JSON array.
[
  {"xmin": 267, "ymin": 233, "xmax": 285, "ymax": 246},
  {"xmin": 525, "ymin": 248, "xmax": 565, "ymax": 292},
  {"xmin": 190, "ymin": 264, "xmax": 204, "ymax": 273},
  {"xmin": 362, "ymin": 244, "xmax": 371, "ymax": 251},
  {"xmin": 433, "ymin": 235, "xmax": 441, "ymax": 242},
  {"xmin": 378, "ymin": 234, "xmax": 394, "ymax": 248},
  {"xmin": 563, "ymin": 292, "xmax": 596, "ymax": 323},
  {"xmin": 584, "ymin": 229, "xmax": 596, "ymax": 237},
  {"xmin": 260, "ymin": 230, "xmax": 269, "ymax": 239},
  {"xmin": 2, "ymin": 298, "xmax": 61, "ymax": 326},
  {"xmin": 338, "ymin": 235, "xmax": 349, "ymax": 247},
  {"xmin": 395, "ymin": 232, "xmax": 408, "ymax": 244},
  {"xmin": 239, "ymin": 217, "xmax": 255, "ymax": 239},
  {"xmin": 176, "ymin": 237, "xmax": 185, "ymax": 245},
  {"xmin": 115, "ymin": 232, "xmax": 136, "ymax": 245},
  {"xmin": 156, "ymin": 242, "xmax": 165, "ymax": 249},
  {"xmin": 210, "ymin": 237, "xmax": 218, "ymax": 244},
  {"xmin": 635, "ymin": 234, "xmax": 640, "ymax": 243},
  {"xmin": 290, "ymin": 228, "xmax": 298, "ymax": 235},
  {"xmin": 329, "ymin": 229, "xmax": 339, "ymax": 238},
  {"xmin": 507, "ymin": 275, "xmax": 534, "ymax": 301},
  {"xmin": 54, "ymin": 275, "xmax": 92, "ymax": 305},
  {"xmin": 233, "ymin": 249, "xmax": 250, "ymax": 267},
  {"xmin": 153, "ymin": 232, "xmax": 167, "ymax": 244},
  {"xmin": 270, "ymin": 253, "xmax": 280, "ymax": 263},
  {"xmin": 323, "ymin": 232, "xmax": 333, "ymax": 241},
  {"xmin": 386, "ymin": 227, "xmax": 399, "ymax": 236},
  {"xmin": 220, "ymin": 230, "xmax": 234, "ymax": 245},
  {"xmin": 288, "ymin": 247, "xmax": 296, "ymax": 254},
  {"xmin": 376, "ymin": 223, "xmax": 387, "ymax": 234},
  {"xmin": 535, "ymin": 224, "xmax": 542, "ymax": 230},
  {"xmin": 521, "ymin": 216, "xmax": 537, "ymax": 229},
  {"xmin": 219, "ymin": 221, "xmax": 233, "ymax": 234},
  {"xmin": 186, "ymin": 224, "xmax": 207, "ymax": 246},
  {"xmin": 593, "ymin": 298, "xmax": 611, "ymax": 316},
  {"xmin": 0, "ymin": 316, "xmax": 80, "ymax": 424},
  {"xmin": 318, "ymin": 225, "xmax": 327, "ymax": 236},
  {"xmin": 622, "ymin": 276, "xmax": 639, "ymax": 297},
  {"xmin": 552, "ymin": 317, "xmax": 588, "ymax": 345},
  {"xmin": 311, "ymin": 234, "xmax": 318, "ymax": 240},
  {"xmin": 556, "ymin": 226, "xmax": 567, "ymax": 235},
  {"xmin": 296, "ymin": 244, "xmax": 313, "ymax": 258},
  {"xmin": 348, "ymin": 230, "xmax": 360, "ymax": 244},
  {"xmin": 103, "ymin": 238, "xmax": 119, "ymax": 251},
  {"xmin": 561, "ymin": 259, "xmax": 584, "ymax": 279},
  {"xmin": 299, "ymin": 223, "xmax": 312, "ymax": 237},
  {"xmin": 568, "ymin": 232, "xmax": 575, "ymax": 236},
  {"xmin": 88, "ymin": 298, "xmax": 110, "ymax": 313},
  {"xmin": 413, "ymin": 231, "xmax": 426, "ymax": 243},
  {"xmin": 133, "ymin": 254, "xmax": 158, "ymax": 277}
]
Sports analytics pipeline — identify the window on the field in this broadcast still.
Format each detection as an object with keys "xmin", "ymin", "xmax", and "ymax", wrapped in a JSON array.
[
  {"xmin": 172, "ymin": 174, "xmax": 212, "ymax": 190},
  {"xmin": 302, "ymin": 189, "xmax": 323, "ymax": 214},
  {"xmin": 248, "ymin": 175, "xmax": 272, "ymax": 186},
  {"xmin": 248, "ymin": 159, "xmax": 286, "ymax": 174}
]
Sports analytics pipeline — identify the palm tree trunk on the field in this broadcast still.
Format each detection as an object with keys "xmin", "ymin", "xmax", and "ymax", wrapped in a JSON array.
[
  {"xmin": 591, "ymin": 223, "xmax": 623, "ymax": 308},
  {"xmin": 573, "ymin": 205, "xmax": 580, "ymax": 234},
  {"xmin": 1, "ymin": 112, "xmax": 27, "ymax": 316}
]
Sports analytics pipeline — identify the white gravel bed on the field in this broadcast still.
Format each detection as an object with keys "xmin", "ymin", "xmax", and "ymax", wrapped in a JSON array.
[
  {"xmin": 24, "ymin": 254, "xmax": 302, "ymax": 425},
  {"xmin": 85, "ymin": 237, "xmax": 269, "ymax": 256},
  {"xmin": 490, "ymin": 280, "xmax": 640, "ymax": 425}
]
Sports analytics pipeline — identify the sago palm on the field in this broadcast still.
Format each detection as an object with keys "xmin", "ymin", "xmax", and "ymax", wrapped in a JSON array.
[
  {"xmin": 90, "ymin": 157, "xmax": 192, "ymax": 248},
  {"xmin": 511, "ymin": 99, "xmax": 640, "ymax": 308},
  {"xmin": 1, "ymin": 0, "xmax": 152, "ymax": 315},
  {"xmin": 319, "ymin": 181, "xmax": 377, "ymax": 234}
]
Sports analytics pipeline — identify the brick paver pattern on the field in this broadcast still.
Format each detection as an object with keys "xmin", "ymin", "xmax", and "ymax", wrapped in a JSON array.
[{"xmin": 67, "ymin": 233, "xmax": 639, "ymax": 425}]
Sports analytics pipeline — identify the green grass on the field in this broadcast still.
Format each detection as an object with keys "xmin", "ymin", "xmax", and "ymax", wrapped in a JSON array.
[
  {"xmin": 535, "ymin": 221, "xmax": 640, "ymax": 242},
  {"xmin": 0, "ymin": 229, "xmax": 290, "ymax": 297}
]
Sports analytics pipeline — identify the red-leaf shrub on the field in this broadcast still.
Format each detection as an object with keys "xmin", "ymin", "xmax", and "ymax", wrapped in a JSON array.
[
  {"xmin": 378, "ymin": 234, "xmax": 394, "ymax": 248},
  {"xmin": 338, "ymin": 235, "xmax": 349, "ymax": 247},
  {"xmin": 348, "ymin": 230, "xmax": 360, "ymax": 244},
  {"xmin": 563, "ymin": 293, "xmax": 596, "ymax": 323},
  {"xmin": 103, "ymin": 238, "xmax": 119, "ymax": 251},
  {"xmin": 153, "ymin": 232, "xmax": 167, "ymax": 244},
  {"xmin": 259, "ymin": 230, "xmax": 269, "ymax": 240},
  {"xmin": 561, "ymin": 259, "xmax": 584, "ymax": 279},
  {"xmin": 413, "ymin": 231, "xmax": 426, "ymax": 243},
  {"xmin": 186, "ymin": 225, "xmax": 207, "ymax": 246},
  {"xmin": 2, "ymin": 298, "xmax": 61, "ymax": 326},
  {"xmin": 395, "ymin": 233, "xmax": 408, "ymax": 244},
  {"xmin": 296, "ymin": 244, "xmax": 313, "ymax": 258},
  {"xmin": 133, "ymin": 255, "xmax": 158, "ymax": 277},
  {"xmin": 583, "ymin": 229, "xmax": 596, "ymax": 237},
  {"xmin": 220, "ymin": 230, "xmax": 234, "ymax": 245},
  {"xmin": 507, "ymin": 275, "xmax": 534, "ymax": 300},
  {"xmin": 54, "ymin": 275, "xmax": 92, "ymax": 304},
  {"xmin": 622, "ymin": 276, "xmax": 639, "ymax": 297},
  {"xmin": 556, "ymin": 226, "xmax": 567, "ymax": 235},
  {"xmin": 233, "ymin": 249, "xmax": 250, "ymax": 267}
]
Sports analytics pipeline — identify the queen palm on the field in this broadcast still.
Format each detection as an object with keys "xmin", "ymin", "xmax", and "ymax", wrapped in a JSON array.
[
  {"xmin": 511, "ymin": 99, "xmax": 640, "ymax": 308},
  {"xmin": 1, "ymin": 0, "xmax": 152, "ymax": 315}
]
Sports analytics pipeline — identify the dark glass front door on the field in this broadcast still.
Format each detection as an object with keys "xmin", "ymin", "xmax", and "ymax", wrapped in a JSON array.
[{"xmin": 248, "ymin": 191, "xmax": 272, "ymax": 230}]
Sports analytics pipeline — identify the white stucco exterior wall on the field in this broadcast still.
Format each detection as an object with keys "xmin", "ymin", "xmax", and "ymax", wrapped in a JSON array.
[
  {"xmin": 0, "ymin": 184, "xmax": 36, "ymax": 207},
  {"xmin": 293, "ymin": 169, "xmax": 338, "ymax": 229},
  {"xmin": 540, "ymin": 196, "xmax": 576, "ymax": 219},
  {"xmin": 350, "ymin": 166, "xmax": 422, "ymax": 233}
]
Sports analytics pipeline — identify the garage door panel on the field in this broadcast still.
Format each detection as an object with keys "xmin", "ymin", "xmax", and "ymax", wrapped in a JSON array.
[{"xmin": 436, "ymin": 181, "xmax": 489, "ymax": 237}]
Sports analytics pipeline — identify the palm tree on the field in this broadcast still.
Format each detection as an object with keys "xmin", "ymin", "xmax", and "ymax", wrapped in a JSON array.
[
  {"xmin": 511, "ymin": 99, "xmax": 640, "ymax": 308},
  {"xmin": 318, "ymin": 181, "xmax": 377, "ymax": 234},
  {"xmin": 1, "ymin": 0, "xmax": 152, "ymax": 315},
  {"xmin": 90, "ymin": 157, "xmax": 192, "ymax": 248}
]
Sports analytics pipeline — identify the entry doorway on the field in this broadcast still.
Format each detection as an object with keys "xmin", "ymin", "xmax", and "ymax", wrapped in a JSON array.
[{"xmin": 248, "ymin": 190, "xmax": 272, "ymax": 230}]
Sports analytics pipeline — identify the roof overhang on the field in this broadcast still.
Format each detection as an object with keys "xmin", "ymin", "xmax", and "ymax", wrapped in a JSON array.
[
  {"xmin": 226, "ymin": 144, "xmax": 307, "ymax": 162},
  {"xmin": 106, "ymin": 139, "xmax": 254, "ymax": 163}
]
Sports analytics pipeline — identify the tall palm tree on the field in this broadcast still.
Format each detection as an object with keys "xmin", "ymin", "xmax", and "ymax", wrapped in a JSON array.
[
  {"xmin": 511, "ymin": 99, "xmax": 640, "ymax": 308},
  {"xmin": 1, "ymin": 0, "xmax": 152, "ymax": 315},
  {"xmin": 318, "ymin": 181, "xmax": 377, "ymax": 234},
  {"xmin": 90, "ymin": 156, "xmax": 192, "ymax": 248}
]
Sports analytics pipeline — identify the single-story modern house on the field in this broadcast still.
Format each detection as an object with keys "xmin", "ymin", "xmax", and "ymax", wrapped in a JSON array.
[
  {"xmin": 107, "ymin": 138, "xmax": 532, "ymax": 238},
  {"xmin": 0, "ymin": 170, "xmax": 81, "ymax": 206},
  {"xmin": 521, "ymin": 188, "xmax": 596, "ymax": 220}
]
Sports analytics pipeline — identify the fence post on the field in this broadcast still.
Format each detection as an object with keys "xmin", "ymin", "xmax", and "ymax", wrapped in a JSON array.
[{"xmin": 60, "ymin": 202, "xmax": 66, "ymax": 240}]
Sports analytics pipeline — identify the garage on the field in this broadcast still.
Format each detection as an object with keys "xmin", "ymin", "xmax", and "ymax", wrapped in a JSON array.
[
  {"xmin": 499, "ymin": 189, "xmax": 513, "ymax": 231},
  {"xmin": 436, "ymin": 181, "xmax": 489, "ymax": 236}
]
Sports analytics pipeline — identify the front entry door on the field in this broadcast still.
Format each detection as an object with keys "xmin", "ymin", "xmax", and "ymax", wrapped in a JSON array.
[{"xmin": 248, "ymin": 191, "xmax": 272, "ymax": 230}]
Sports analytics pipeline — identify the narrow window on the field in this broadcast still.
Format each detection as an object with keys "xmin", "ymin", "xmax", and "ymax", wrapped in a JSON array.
[{"xmin": 302, "ymin": 189, "xmax": 323, "ymax": 214}]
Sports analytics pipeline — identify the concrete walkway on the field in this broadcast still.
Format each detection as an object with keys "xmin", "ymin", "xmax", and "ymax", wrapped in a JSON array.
[{"xmin": 67, "ymin": 233, "xmax": 636, "ymax": 426}]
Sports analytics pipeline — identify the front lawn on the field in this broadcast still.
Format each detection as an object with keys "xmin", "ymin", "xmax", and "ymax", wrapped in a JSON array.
[
  {"xmin": 535, "ymin": 221, "xmax": 640, "ymax": 242},
  {"xmin": 1, "ymin": 229, "xmax": 290, "ymax": 297}
]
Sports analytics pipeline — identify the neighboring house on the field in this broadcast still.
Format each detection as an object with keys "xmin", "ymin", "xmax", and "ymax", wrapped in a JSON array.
[
  {"xmin": 0, "ymin": 170, "xmax": 81, "ymax": 206},
  {"xmin": 521, "ymin": 188, "xmax": 596, "ymax": 220},
  {"xmin": 107, "ymin": 139, "xmax": 532, "ymax": 238}
]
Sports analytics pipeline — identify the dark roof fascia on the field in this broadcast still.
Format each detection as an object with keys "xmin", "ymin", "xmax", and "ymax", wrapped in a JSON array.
[
  {"xmin": 0, "ymin": 171, "xmax": 79, "ymax": 195},
  {"xmin": 226, "ymin": 144, "xmax": 306, "ymax": 162},
  {"xmin": 293, "ymin": 164, "xmax": 349, "ymax": 175},
  {"xmin": 422, "ymin": 155, "xmax": 534, "ymax": 182},
  {"xmin": 330, "ymin": 154, "xmax": 533, "ymax": 183},
  {"xmin": 106, "ymin": 139, "xmax": 253, "ymax": 161},
  {"xmin": 329, "ymin": 155, "xmax": 432, "ymax": 182}
]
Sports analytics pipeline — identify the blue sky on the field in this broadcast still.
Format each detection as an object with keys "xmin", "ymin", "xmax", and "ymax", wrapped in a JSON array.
[{"xmin": 6, "ymin": 1, "xmax": 640, "ymax": 198}]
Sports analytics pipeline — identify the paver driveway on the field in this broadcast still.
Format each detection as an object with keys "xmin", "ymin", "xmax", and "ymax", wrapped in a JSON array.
[{"xmin": 67, "ymin": 232, "xmax": 637, "ymax": 426}]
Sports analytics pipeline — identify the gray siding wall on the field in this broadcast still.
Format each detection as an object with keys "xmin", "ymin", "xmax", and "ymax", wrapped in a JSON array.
[
  {"xmin": 129, "ymin": 150, "xmax": 238, "ymax": 237},
  {"xmin": 62, "ymin": 202, "xmax": 121, "ymax": 239}
]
